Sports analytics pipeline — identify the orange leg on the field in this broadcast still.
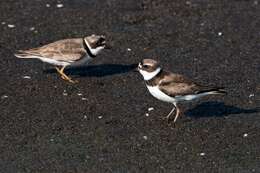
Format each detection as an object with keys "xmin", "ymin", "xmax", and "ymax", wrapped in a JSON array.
[
  {"xmin": 55, "ymin": 66, "xmax": 77, "ymax": 83},
  {"xmin": 166, "ymin": 106, "xmax": 176, "ymax": 121},
  {"xmin": 173, "ymin": 103, "xmax": 181, "ymax": 123}
]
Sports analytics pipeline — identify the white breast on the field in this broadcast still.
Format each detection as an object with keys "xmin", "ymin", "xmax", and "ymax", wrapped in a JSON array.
[{"xmin": 146, "ymin": 85, "xmax": 177, "ymax": 103}]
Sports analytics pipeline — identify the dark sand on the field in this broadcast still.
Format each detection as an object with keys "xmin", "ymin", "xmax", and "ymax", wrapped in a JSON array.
[{"xmin": 0, "ymin": 0, "xmax": 259, "ymax": 172}]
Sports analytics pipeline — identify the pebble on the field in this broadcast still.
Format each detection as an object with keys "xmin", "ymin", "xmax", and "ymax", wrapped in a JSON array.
[
  {"xmin": 127, "ymin": 48, "xmax": 131, "ymax": 51},
  {"xmin": 1, "ymin": 22, "xmax": 6, "ymax": 25},
  {"xmin": 23, "ymin": 76, "xmax": 31, "ymax": 79},
  {"xmin": 186, "ymin": 1, "xmax": 191, "ymax": 5},
  {"xmin": 77, "ymin": 93, "xmax": 83, "ymax": 96},
  {"xmin": 56, "ymin": 4, "xmax": 64, "ymax": 8},
  {"xmin": 98, "ymin": 116, "xmax": 103, "ymax": 119},
  {"xmin": 148, "ymin": 107, "xmax": 154, "ymax": 111},
  {"xmin": 1, "ymin": 95, "xmax": 8, "ymax": 99},
  {"xmin": 63, "ymin": 90, "xmax": 68, "ymax": 96},
  {"xmin": 200, "ymin": 152, "xmax": 205, "ymax": 156},
  {"xmin": 46, "ymin": 4, "xmax": 50, "ymax": 7},
  {"xmin": 143, "ymin": 136, "xmax": 148, "ymax": 140},
  {"xmin": 249, "ymin": 94, "xmax": 254, "ymax": 98},
  {"xmin": 243, "ymin": 133, "xmax": 248, "ymax": 137},
  {"xmin": 218, "ymin": 32, "xmax": 222, "ymax": 36},
  {"xmin": 84, "ymin": 115, "xmax": 87, "ymax": 119},
  {"xmin": 7, "ymin": 24, "xmax": 15, "ymax": 28},
  {"xmin": 82, "ymin": 97, "xmax": 87, "ymax": 101},
  {"xmin": 145, "ymin": 113, "xmax": 149, "ymax": 117},
  {"xmin": 30, "ymin": 27, "xmax": 35, "ymax": 31}
]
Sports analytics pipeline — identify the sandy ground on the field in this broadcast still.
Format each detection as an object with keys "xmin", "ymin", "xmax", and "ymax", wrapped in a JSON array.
[{"xmin": 0, "ymin": 0, "xmax": 259, "ymax": 172}]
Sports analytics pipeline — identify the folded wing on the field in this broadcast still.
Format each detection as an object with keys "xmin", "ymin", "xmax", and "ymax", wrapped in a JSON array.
[{"xmin": 15, "ymin": 38, "xmax": 86, "ymax": 62}]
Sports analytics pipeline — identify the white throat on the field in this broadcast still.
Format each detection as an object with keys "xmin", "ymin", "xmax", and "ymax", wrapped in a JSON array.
[
  {"xmin": 85, "ymin": 40, "xmax": 104, "ymax": 56},
  {"xmin": 139, "ymin": 67, "xmax": 161, "ymax": 80}
]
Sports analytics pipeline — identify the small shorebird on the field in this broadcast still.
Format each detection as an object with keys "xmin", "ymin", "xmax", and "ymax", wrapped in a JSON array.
[
  {"xmin": 15, "ymin": 34, "xmax": 110, "ymax": 83},
  {"xmin": 137, "ymin": 59, "xmax": 227, "ymax": 124}
]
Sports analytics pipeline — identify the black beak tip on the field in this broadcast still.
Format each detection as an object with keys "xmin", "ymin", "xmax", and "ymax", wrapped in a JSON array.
[{"xmin": 132, "ymin": 63, "xmax": 139, "ymax": 72}]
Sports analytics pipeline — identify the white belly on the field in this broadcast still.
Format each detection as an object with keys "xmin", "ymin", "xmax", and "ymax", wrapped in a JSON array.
[
  {"xmin": 39, "ymin": 55, "xmax": 92, "ymax": 67},
  {"xmin": 146, "ymin": 85, "xmax": 210, "ymax": 103},
  {"xmin": 39, "ymin": 57, "xmax": 71, "ymax": 66},
  {"xmin": 147, "ymin": 85, "xmax": 177, "ymax": 103}
]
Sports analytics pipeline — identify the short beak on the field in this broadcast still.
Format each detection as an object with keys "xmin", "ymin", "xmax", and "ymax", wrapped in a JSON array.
[{"xmin": 134, "ymin": 63, "xmax": 141, "ymax": 72}]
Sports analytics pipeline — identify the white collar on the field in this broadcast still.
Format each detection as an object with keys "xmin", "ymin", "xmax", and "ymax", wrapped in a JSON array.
[{"xmin": 139, "ymin": 67, "xmax": 161, "ymax": 80}]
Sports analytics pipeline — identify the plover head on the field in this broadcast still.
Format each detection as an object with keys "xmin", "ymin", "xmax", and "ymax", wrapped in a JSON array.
[
  {"xmin": 138, "ymin": 59, "xmax": 162, "ymax": 80},
  {"xmin": 84, "ymin": 34, "xmax": 110, "ymax": 56}
]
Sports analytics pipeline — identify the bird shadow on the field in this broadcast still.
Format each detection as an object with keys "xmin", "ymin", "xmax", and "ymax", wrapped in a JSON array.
[
  {"xmin": 186, "ymin": 101, "xmax": 259, "ymax": 118},
  {"xmin": 43, "ymin": 63, "xmax": 137, "ymax": 77}
]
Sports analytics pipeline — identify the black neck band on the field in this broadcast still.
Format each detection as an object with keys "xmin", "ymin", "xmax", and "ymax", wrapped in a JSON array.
[{"xmin": 83, "ymin": 38, "xmax": 96, "ymax": 58}]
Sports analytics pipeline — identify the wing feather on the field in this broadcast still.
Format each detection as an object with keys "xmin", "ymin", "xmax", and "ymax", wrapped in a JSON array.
[
  {"xmin": 17, "ymin": 38, "xmax": 86, "ymax": 62},
  {"xmin": 158, "ymin": 72, "xmax": 203, "ymax": 97}
]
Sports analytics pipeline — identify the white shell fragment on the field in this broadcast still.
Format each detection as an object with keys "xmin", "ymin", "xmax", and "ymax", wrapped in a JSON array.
[
  {"xmin": 63, "ymin": 90, "xmax": 68, "ymax": 96},
  {"xmin": 218, "ymin": 32, "xmax": 222, "ymax": 36},
  {"xmin": 8, "ymin": 24, "xmax": 15, "ymax": 28},
  {"xmin": 23, "ymin": 76, "xmax": 31, "ymax": 79},
  {"xmin": 56, "ymin": 4, "xmax": 64, "ymax": 8},
  {"xmin": 243, "ymin": 133, "xmax": 248, "ymax": 137},
  {"xmin": 200, "ymin": 153, "xmax": 206, "ymax": 156},
  {"xmin": 30, "ymin": 27, "xmax": 35, "ymax": 31},
  {"xmin": 249, "ymin": 94, "xmax": 254, "ymax": 98},
  {"xmin": 1, "ymin": 95, "xmax": 8, "ymax": 99},
  {"xmin": 148, "ymin": 107, "xmax": 154, "ymax": 111}
]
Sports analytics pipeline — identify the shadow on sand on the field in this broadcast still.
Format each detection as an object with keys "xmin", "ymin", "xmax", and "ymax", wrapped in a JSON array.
[
  {"xmin": 44, "ymin": 63, "xmax": 137, "ymax": 77},
  {"xmin": 186, "ymin": 101, "xmax": 259, "ymax": 118}
]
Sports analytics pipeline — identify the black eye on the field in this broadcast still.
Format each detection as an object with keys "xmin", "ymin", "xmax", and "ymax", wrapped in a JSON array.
[
  {"xmin": 100, "ymin": 37, "xmax": 105, "ymax": 42},
  {"xmin": 97, "ymin": 40, "xmax": 102, "ymax": 45},
  {"xmin": 143, "ymin": 65, "xmax": 149, "ymax": 68},
  {"xmin": 97, "ymin": 38, "xmax": 105, "ymax": 46}
]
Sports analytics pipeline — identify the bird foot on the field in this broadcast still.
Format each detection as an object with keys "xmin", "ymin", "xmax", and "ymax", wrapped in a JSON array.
[
  {"xmin": 56, "ymin": 67, "xmax": 78, "ymax": 84},
  {"xmin": 61, "ymin": 75, "xmax": 78, "ymax": 83},
  {"xmin": 161, "ymin": 116, "xmax": 173, "ymax": 125}
]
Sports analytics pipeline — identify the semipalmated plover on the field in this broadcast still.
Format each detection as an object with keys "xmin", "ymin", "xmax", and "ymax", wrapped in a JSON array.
[
  {"xmin": 15, "ymin": 34, "xmax": 110, "ymax": 83},
  {"xmin": 138, "ymin": 59, "xmax": 227, "ymax": 124}
]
